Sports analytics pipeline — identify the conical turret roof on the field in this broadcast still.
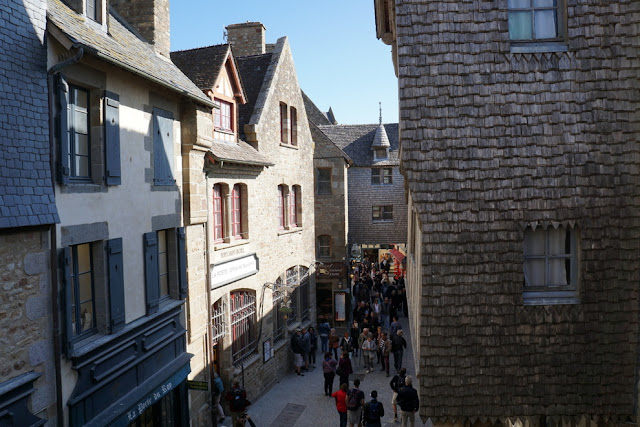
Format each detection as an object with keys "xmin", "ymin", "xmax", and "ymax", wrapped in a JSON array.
[{"xmin": 372, "ymin": 123, "xmax": 390, "ymax": 148}]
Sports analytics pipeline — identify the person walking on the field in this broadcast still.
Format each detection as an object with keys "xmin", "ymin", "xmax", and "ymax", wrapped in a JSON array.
[
  {"xmin": 337, "ymin": 351, "xmax": 353, "ymax": 388},
  {"xmin": 213, "ymin": 372, "xmax": 225, "ymax": 424},
  {"xmin": 396, "ymin": 375, "xmax": 420, "ymax": 427},
  {"xmin": 361, "ymin": 333, "xmax": 377, "ymax": 374},
  {"xmin": 302, "ymin": 327, "xmax": 311, "ymax": 371},
  {"xmin": 308, "ymin": 326, "xmax": 318, "ymax": 368},
  {"xmin": 350, "ymin": 320, "xmax": 360, "ymax": 357},
  {"xmin": 332, "ymin": 383, "xmax": 349, "ymax": 427},
  {"xmin": 225, "ymin": 380, "xmax": 250, "ymax": 426},
  {"xmin": 346, "ymin": 378, "xmax": 365, "ymax": 427},
  {"xmin": 319, "ymin": 317, "xmax": 331, "ymax": 352},
  {"xmin": 329, "ymin": 328, "xmax": 341, "ymax": 360},
  {"xmin": 381, "ymin": 296, "xmax": 392, "ymax": 330},
  {"xmin": 363, "ymin": 390, "xmax": 385, "ymax": 427},
  {"xmin": 322, "ymin": 351, "xmax": 338, "ymax": 396},
  {"xmin": 389, "ymin": 316, "xmax": 400, "ymax": 336},
  {"xmin": 381, "ymin": 332, "xmax": 392, "ymax": 377},
  {"xmin": 291, "ymin": 328, "xmax": 305, "ymax": 376},
  {"xmin": 340, "ymin": 331, "xmax": 354, "ymax": 359},
  {"xmin": 389, "ymin": 367, "xmax": 407, "ymax": 423},
  {"xmin": 391, "ymin": 329, "xmax": 407, "ymax": 373}
]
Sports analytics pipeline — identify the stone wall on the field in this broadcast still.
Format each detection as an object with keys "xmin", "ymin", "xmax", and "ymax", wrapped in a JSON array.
[
  {"xmin": 394, "ymin": 0, "xmax": 640, "ymax": 422},
  {"xmin": 0, "ymin": 229, "xmax": 56, "ymax": 423},
  {"xmin": 347, "ymin": 166, "xmax": 406, "ymax": 245},
  {"xmin": 110, "ymin": 0, "xmax": 171, "ymax": 57},
  {"xmin": 226, "ymin": 22, "xmax": 266, "ymax": 58}
]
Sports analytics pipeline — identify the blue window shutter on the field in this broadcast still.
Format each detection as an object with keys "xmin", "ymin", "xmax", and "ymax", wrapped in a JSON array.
[
  {"xmin": 61, "ymin": 247, "xmax": 73, "ymax": 355},
  {"xmin": 144, "ymin": 232, "xmax": 159, "ymax": 314},
  {"xmin": 177, "ymin": 227, "xmax": 187, "ymax": 299},
  {"xmin": 153, "ymin": 108, "xmax": 174, "ymax": 186},
  {"xmin": 107, "ymin": 238, "xmax": 125, "ymax": 332},
  {"xmin": 104, "ymin": 91, "xmax": 121, "ymax": 185},
  {"xmin": 57, "ymin": 74, "xmax": 70, "ymax": 185}
]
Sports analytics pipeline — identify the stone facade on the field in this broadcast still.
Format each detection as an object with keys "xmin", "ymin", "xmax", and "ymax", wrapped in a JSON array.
[
  {"xmin": 376, "ymin": 0, "xmax": 640, "ymax": 424},
  {"xmin": 110, "ymin": 0, "xmax": 171, "ymax": 57}
]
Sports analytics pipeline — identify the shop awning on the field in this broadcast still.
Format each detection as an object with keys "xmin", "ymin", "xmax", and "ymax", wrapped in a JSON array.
[{"xmin": 388, "ymin": 249, "xmax": 405, "ymax": 263}]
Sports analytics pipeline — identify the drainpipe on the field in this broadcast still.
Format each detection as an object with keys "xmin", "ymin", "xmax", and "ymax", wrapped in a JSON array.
[
  {"xmin": 203, "ymin": 164, "xmax": 216, "ymax": 425},
  {"xmin": 47, "ymin": 45, "xmax": 84, "ymax": 427}
]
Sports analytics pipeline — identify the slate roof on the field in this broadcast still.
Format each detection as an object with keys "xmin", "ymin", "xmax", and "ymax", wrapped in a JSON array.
[
  {"xmin": 236, "ymin": 53, "xmax": 273, "ymax": 132},
  {"xmin": 47, "ymin": 0, "xmax": 214, "ymax": 107},
  {"xmin": 170, "ymin": 44, "xmax": 231, "ymax": 90},
  {"xmin": 208, "ymin": 139, "xmax": 272, "ymax": 167},
  {"xmin": 302, "ymin": 90, "xmax": 334, "ymax": 126},
  {"xmin": 317, "ymin": 123, "xmax": 399, "ymax": 167}
]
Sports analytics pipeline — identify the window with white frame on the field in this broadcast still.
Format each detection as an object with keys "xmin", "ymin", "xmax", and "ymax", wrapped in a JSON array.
[
  {"xmin": 69, "ymin": 243, "xmax": 96, "ymax": 337},
  {"xmin": 523, "ymin": 225, "xmax": 579, "ymax": 304},
  {"xmin": 508, "ymin": 0, "xmax": 565, "ymax": 42},
  {"xmin": 214, "ymin": 99, "xmax": 233, "ymax": 132},
  {"xmin": 230, "ymin": 290, "xmax": 257, "ymax": 364},
  {"xmin": 211, "ymin": 297, "xmax": 227, "ymax": 345}
]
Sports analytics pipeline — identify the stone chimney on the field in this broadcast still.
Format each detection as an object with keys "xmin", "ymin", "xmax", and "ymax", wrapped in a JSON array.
[
  {"xmin": 110, "ymin": 0, "xmax": 171, "ymax": 58},
  {"xmin": 225, "ymin": 22, "xmax": 266, "ymax": 57}
]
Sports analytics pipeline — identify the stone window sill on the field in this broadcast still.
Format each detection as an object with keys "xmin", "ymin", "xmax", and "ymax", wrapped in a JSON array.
[
  {"xmin": 278, "ymin": 227, "xmax": 303, "ymax": 236},
  {"xmin": 280, "ymin": 143, "xmax": 299, "ymax": 150},
  {"xmin": 214, "ymin": 239, "xmax": 249, "ymax": 251}
]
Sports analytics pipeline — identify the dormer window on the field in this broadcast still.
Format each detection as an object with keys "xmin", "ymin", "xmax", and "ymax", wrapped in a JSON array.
[
  {"xmin": 374, "ymin": 148, "xmax": 388, "ymax": 161},
  {"xmin": 86, "ymin": 0, "xmax": 100, "ymax": 22},
  {"xmin": 214, "ymin": 99, "xmax": 233, "ymax": 133}
]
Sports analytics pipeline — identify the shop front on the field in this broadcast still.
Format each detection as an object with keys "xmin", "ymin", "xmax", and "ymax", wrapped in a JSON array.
[{"xmin": 316, "ymin": 262, "xmax": 349, "ymax": 327}]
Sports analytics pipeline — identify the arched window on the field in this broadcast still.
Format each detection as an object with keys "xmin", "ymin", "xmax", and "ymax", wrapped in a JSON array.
[{"xmin": 230, "ymin": 290, "xmax": 257, "ymax": 364}]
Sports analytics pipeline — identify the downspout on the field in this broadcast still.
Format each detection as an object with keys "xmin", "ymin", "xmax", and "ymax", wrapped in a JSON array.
[
  {"xmin": 47, "ymin": 45, "xmax": 84, "ymax": 427},
  {"xmin": 203, "ymin": 166, "xmax": 216, "ymax": 425}
]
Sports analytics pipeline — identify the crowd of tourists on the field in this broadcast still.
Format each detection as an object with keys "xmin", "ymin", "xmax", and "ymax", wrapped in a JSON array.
[{"xmin": 288, "ymin": 258, "xmax": 420, "ymax": 426}]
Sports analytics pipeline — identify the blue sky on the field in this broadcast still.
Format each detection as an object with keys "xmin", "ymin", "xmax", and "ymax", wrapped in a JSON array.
[{"xmin": 170, "ymin": 1, "xmax": 399, "ymax": 125}]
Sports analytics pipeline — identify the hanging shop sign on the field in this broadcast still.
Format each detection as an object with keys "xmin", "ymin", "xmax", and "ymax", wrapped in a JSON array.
[
  {"xmin": 211, "ymin": 253, "xmax": 259, "ymax": 289},
  {"xmin": 317, "ymin": 262, "xmax": 347, "ymax": 279}
]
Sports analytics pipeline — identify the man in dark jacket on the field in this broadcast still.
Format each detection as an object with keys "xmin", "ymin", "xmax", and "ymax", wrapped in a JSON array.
[
  {"xmin": 396, "ymin": 375, "xmax": 419, "ymax": 427},
  {"xmin": 291, "ymin": 328, "xmax": 305, "ymax": 376},
  {"xmin": 225, "ymin": 381, "xmax": 249, "ymax": 425},
  {"xmin": 363, "ymin": 389, "xmax": 384, "ymax": 426}
]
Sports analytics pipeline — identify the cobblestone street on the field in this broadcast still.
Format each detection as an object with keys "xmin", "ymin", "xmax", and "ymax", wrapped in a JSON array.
[{"xmin": 223, "ymin": 315, "xmax": 428, "ymax": 427}]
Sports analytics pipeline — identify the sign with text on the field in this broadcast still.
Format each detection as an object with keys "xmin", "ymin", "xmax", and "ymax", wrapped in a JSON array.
[
  {"xmin": 211, "ymin": 253, "xmax": 259, "ymax": 289},
  {"xmin": 334, "ymin": 291, "xmax": 347, "ymax": 322},
  {"xmin": 317, "ymin": 262, "xmax": 347, "ymax": 279},
  {"xmin": 187, "ymin": 381, "xmax": 208, "ymax": 391}
]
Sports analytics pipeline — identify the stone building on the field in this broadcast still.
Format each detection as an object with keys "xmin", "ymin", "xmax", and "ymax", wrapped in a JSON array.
[
  {"xmin": 304, "ymin": 94, "xmax": 353, "ymax": 325},
  {"xmin": 317, "ymin": 121, "xmax": 407, "ymax": 267},
  {"xmin": 172, "ymin": 22, "xmax": 317, "ymax": 421},
  {"xmin": 375, "ymin": 0, "xmax": 640, "ymax": 424},
  {"xmin": 0, "ymin": 1, "xmax": 60, "ymax": 425},
  {"xmin": 46, "ymin": 0, "xmax": 214, "ymax": 424}
]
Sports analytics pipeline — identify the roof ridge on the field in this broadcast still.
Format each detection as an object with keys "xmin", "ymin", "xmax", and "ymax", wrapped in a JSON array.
[{"xmin": 171, "ymin": 43, "xmax": 228, "ymax": 54}]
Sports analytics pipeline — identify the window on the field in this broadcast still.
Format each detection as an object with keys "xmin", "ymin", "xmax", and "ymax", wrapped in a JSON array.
[
  {"xmin": 213, "ymin": 184, "xmax": 224, "ymax": 243},
  {"xmin": 272, "ymin": 279, "xmax": 286, "ymax": 343},
  {"xmin": 372, "ymin": 205, "xmax": 393, "ymax": 222},
  {"xmin": 211, "ymin": 298, "xmax": 227, "ymax": 345},
  {"xmin": 318, "ymin": 235, "xmax": 331, "ymax": 258},
  {"xmin": 290, "ymin": 107, "xmax": 298, "ymax": 146},
  {"xmin": 86, "ymin": 0, "xmax": 98, "ymax": 21},
  {"xmin": 68, "ymin": 86, "xmax": 91, "ymax": 180},
  {"xmin": 230, "ymin": 291, "xmax": 257, "ymax": 364},
  {"xmin": 214, "ymin": 99, "xmax": 233, "ymax": 132},
  {"xmin": 317, "ymin": 168, "xmax": 332, "ymax": 195},
  {"xmin": 144, "ymin": 228, "xmax": 187, "ymax": 314},
  {"xmin": 280, "ymin": 102, "xmax": 289, "ymax": 143},
  {"xmin": 153, "ymin": 108, "xmax": 174, "ymax": 186},
  {"xmin": 299, "ymin": 267, "xmax": 310, "ymax": 322},
  {"xmin": 289, "ymin": 186, "xmax": 298, "ymax": 228},
  {"xmin": 69, "ymin": 243, "xmax": 96, "ymax": 337},
  {"xmin": 157, "ymin": 230, "xmax": 169, "ymax": 299},
  {"xmin": 374, "ymin": 148, "xmax": 388, "ymax": 161},
  {"xmin": 523, "ymin": 225, "xmax": 579, "ymax": 304},
  {"xmin": 371, "ymin": 167, "xmax": 393, "ymax": 185},
  {"xmin": 278, "ymin": 185, "xmax": 287, "ymax": 230},
  {"xmin": 231, "ymin": 184, "xmax": 243, "ymax": 238},
  {"xmin": 286, "ymin": 267, "xmax": 299, "ymax": 326},
  {"xmin": 508, "ymin": 0, "xmax": 564, "ymax": 42}
]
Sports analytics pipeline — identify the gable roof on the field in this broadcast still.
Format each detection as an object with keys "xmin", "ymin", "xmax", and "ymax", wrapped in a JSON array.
[
  {"xmin": 171, "ymin": 44, "xmax": 230, "ymax": 90},
  {"xmin": 302, "ymin": 90, "xmax": 335, "ymax": 126},
  {"xmin": 47, "ymin": 0, "xmax": 214, "ymax": 107},
  {"xmin": 235, "ymin": 53, "xmax": 273, "ymax": 133},
  {"xmin": 317, "ymin": 123, "xmax": 399, "ymax": 167}
]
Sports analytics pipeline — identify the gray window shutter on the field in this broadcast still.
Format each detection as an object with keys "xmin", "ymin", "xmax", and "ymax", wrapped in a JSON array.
[
  {"xmin": 57, "ymin": 74, "xmax": 70, "ymax": 185},
  {"xmin": 153, "ymin": 108, "xmax": 174, "ymax": 186},
  {"xmin": 107, "ymin": 238, "xmax": 125, "ymax": 332},
  {"xmin": 61, "ymin": 247, "xmax": 73, "ymax": 355},
  {"xmin": 144, "ymin": 232, "xmax": 159, "ymax": 314},
  {"xmin": 177, "ymin": 227, "xmax": 187, "ymax": 299},
  {"xmin": 104, "ymin": 91, "xmax": 121, "ymax": 185}
]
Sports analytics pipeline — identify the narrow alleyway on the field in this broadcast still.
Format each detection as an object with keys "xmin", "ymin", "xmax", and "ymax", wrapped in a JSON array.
[{"xmin": 224, "ymin": 315, "xmax": 428, "ymax": 427}]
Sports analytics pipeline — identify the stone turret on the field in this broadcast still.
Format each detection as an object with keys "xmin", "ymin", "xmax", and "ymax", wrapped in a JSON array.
[
  {"xmin": 225, "ymin": 22, "xmax": 266, "ymax": 57},
  {"xmin": 110, "ymin": 0, "xmax": 171, "ymax": 58}
]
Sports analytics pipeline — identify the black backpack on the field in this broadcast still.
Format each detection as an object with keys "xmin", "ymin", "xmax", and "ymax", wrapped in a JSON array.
[
  {"xmin": 230, "ymin": 387, "xmax": 246, "ymax": 411},
  {"xmin": 390, "ymin": 374, "xmax": 405, "ymax": 392},
  {"xmin": 347, "ymin": 389, "xmax": 361, "ymax": 410},
  {"xmin": 367, "ymin": 400, "xmax": 381, "ymax": 421}
]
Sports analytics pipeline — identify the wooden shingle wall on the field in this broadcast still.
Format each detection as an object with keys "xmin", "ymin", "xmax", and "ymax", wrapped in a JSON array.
[{"xmin": 395, "ymin": 0, "xmax": 640, "ymax": 422}]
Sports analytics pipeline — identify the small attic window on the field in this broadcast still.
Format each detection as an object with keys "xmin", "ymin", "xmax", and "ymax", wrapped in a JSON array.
[
  {"xmin": 374, "ymin": 148, "xmax": 388, "ymax": 161},
  {"xmin": 86, "ymin": 0, "xmax": 100, "ymax": 22}
]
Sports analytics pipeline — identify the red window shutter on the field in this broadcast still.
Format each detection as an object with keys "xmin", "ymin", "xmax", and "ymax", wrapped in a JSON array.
[
  {"xmin": 278, "ymin": 186, "xmax": 285, "ymax": 229},
  {"xmin": 289, "ymin": 187, "xmax": 297, "ymax": 227},
  {"xmin": 290, "ymin": 107, "xmax": 297, "ymax": 146},
  {"xmin": 213, "ymin": 184, "xmax": 223, "ymax": 242},
  {"xmin": 232, "ymin": 184, "xmax": 242, "ymax": 238}
]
